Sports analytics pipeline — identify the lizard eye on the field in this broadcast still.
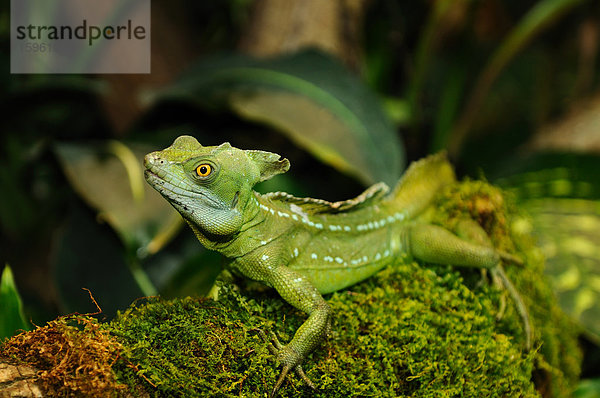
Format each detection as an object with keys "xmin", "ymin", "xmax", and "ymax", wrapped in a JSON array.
[{"xmin": 196, "ymin": 163, "xmax": 212, "ymax": 177}]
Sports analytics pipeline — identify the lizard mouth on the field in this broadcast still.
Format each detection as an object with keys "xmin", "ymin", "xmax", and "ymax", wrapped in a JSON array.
[
  {"xmin": 144, "ymin": 168, "xmax": 160, "ymax": 183},
  {"xmin": 144, "ymin": 169, "xmax": 228, "ymax": 210},
  {"xmin": 144, "ymin": 169, "xmax": 167, "ymax": 188}
]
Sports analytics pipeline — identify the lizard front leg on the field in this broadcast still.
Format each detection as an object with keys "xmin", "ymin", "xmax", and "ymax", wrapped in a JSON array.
[{"xmin": 258, "ymin": 264, "xmax": 331, "ymax": 397}]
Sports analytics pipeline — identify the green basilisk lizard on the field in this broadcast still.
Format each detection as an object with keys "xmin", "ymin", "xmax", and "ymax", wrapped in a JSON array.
[{"xmin": 144, "ymin": 135, "xmax": 531, "ymax": 396}]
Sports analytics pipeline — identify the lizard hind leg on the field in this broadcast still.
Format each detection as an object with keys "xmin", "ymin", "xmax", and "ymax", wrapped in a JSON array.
[
  {"xmin": 452, "ymin": 218, "xmax": 530, "ymax": 346},
  {"xmin": 408, "ymin": 221, "xmax": 532, "ymax": 350},
  {"xmin": 409, "ymin": 223, "xmax": 500, "ymax": 269},
  {"xmin": 454, "ymin": 219, "xmax": 523, "ymax": 266}
]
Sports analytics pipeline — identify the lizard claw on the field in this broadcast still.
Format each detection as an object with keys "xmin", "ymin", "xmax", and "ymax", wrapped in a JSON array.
[
  {"xmin": 269, "ymin": 364, "xmax": 316, "ymax": 398},
  {"xmin": 498, "ymin": 250, "xmax": 524, "ymax": 266},
  {"xmin": 294, "ymin": 365, "xmax": 316, "ymax": 390},
  {"xmin": 491, "ymin": 266, "xmax": 532, "ymax": 351},
  {"xmin": 253, "ymin": 328, "xmax": 317, "ymax": 397},
  {"xmin": 253, "ymin": 328, "xmax": 283, "ymax": 353},
  {"xmin": 270, "ymin": 365, "xmax": 290, "ymax": 398}
]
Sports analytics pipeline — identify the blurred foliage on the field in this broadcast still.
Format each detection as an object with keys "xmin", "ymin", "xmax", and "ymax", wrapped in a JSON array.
[
  {"xmin": 576, "ymin": 379, "xmax": 600, "ymax": 398},
  {"xmin": 495, "ymin": 153, "xmax": 600, "ymax": 344},
  {"xmin": 1, "ymin": 0, "xmax": 600, "ymax": 393},
  {"xmin": 0, "ymin": 266, "xmax": 29, "ymax": 340},
  {"xmin": 54, "ymin": 141, "xmax": 183, "ymax": 296}
]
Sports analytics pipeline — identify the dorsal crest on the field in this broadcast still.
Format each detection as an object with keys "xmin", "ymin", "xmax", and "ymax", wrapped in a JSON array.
[{"xmin": 264, "ymin": 182, "xmax": 389, "ymax": 214}]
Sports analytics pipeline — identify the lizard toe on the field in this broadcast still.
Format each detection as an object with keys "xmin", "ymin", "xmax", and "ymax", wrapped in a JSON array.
[{"xmin": 295, "ymin": 365, "xmax": 316, "ymax": 390}]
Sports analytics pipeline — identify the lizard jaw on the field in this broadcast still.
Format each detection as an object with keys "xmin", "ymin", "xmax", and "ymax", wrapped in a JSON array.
[{"xmin": 144, "ymin": 169, "xmax": 243, "ymax": 237}]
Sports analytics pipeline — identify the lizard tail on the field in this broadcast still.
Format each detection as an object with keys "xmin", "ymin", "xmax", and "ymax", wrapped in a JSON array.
[{"xmin": 388, "ymin": 151, "xmax": 455, "ymax": 218}]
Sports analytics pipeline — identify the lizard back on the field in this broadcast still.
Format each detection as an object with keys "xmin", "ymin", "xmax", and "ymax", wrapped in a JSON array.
[{"xmin": 251, "ymin": 152, "xmax": 455, "ymax": 293}]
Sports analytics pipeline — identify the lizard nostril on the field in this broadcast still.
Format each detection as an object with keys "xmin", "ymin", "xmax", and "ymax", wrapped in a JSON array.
[
  {"xmin": 144, "ymin": 153, "xmax": 164, "ymax": 169},
  {"xmin": 144, "ymin": 153, "xmax": 166, "ymax": 166}
]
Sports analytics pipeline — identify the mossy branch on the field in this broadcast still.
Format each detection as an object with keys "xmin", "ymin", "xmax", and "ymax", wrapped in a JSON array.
[{"xmin": 0, "ymin": 181, "xmax": 581, "ymax": 397}]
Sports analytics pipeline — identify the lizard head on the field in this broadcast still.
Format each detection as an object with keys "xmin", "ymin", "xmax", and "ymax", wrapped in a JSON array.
[{"xmin": 144, "ymin": 135, "xmax": 289, "ymax": 237}]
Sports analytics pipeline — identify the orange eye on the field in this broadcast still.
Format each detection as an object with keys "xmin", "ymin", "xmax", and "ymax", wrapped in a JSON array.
[{"xmin": 196, "ymin": 163, "xmax": 212, "ymax": 177}]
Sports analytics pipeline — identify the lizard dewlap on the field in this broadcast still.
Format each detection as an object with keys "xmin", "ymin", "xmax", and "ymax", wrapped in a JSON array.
[{"xmin": 144, "ymin": 135, "xmax": 531, "ymax": 396}]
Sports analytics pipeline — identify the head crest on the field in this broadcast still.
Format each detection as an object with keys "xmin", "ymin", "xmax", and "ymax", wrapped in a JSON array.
[
  {"xmin": 245, "ymin": 150, "xmax": 290, "ymax": 182},
  {"xmin": 171, "ymin": 135, "xmax": 202, "ymax": 151}
]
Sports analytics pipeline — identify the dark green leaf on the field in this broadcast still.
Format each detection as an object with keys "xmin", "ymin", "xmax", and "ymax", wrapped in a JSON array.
[{"xmin": 147, "ymin": 50, "xmax": 405, "ymax": 186}]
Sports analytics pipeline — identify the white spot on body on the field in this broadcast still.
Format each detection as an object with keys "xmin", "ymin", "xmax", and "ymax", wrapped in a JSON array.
[
  {"xmin": 335, "ymin": 257, "xmax": 344, "ymax": 264},
  {"xmin": 261, "ymin": 254, "xmax": 269, "ymax": 261},
  {"xmin": 394, "ymin": 212, "xmax": 405, "ymax": 221},
  {"xmin": 290, "ymin": 204, "xmax": 307, "ymax": 218},
  {"xmin": 311, "ymin": 253, "xmax": 318, "ymax": 260},
  {"xmin": 390, "ymin": 235, "xmax": 402, "ymax": 253}
]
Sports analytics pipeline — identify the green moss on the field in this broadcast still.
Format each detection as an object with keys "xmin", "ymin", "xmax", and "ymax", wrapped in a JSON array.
[
  {"xmin": 0, "ymin": 180, "xmax": 581, "ymax": 397},
  {"xmin": 108, "ymin": 294, "xmax": 277, "ymax": 396},
  {"xmin": 319, "ymin": 265, "xmax": 535, "ymax": 397}
]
